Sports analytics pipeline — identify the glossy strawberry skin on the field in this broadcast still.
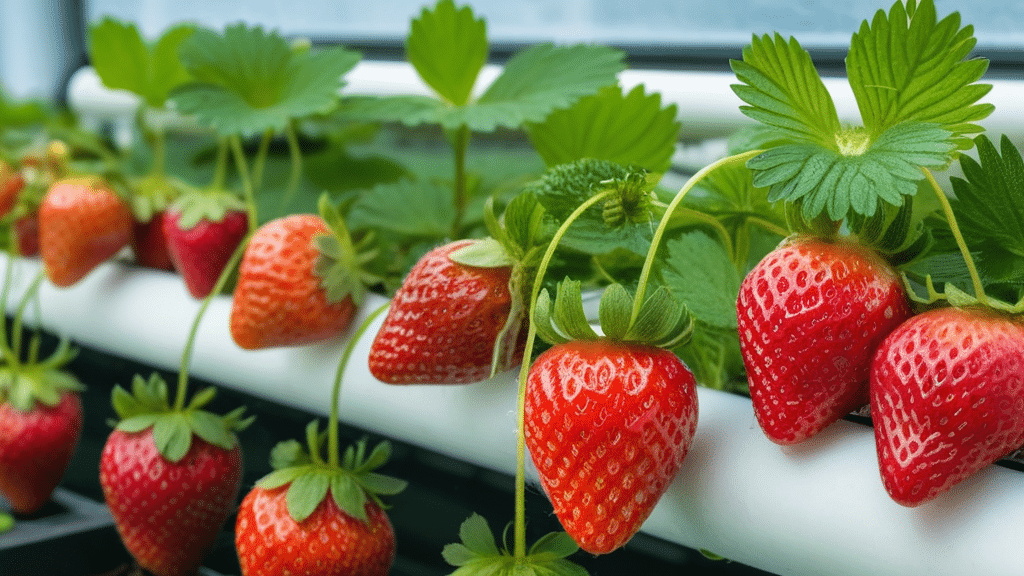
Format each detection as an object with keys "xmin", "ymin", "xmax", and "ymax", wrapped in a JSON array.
[
  {"xmin": 525, "ymin": 339, "xmax": 698, "ymax": 555},
  {"xmin": 163, "ymin": 208, "xmax": 249, "ymax": 299},
  {"xmin": 100, "ymin": 429, "xmax": 243, "ymax": 576},
  {"xmin": 230, "ymin": 214, "xmax": 354, "ymax": 350},
  {"xmin": 39, "ymin": 176, "xmax": 133, "ymax": 287},
  {"xmin": 870, "ymin": 307, "xmax": 1024, "ymax": 507},
  {"xmin": 235, "ymin": 485, "xmax": 395, "ymax": 576},
  {"xmin": 368, "ymin": 239, "xmax": 525, "ymax": 384},
  {"xmin": 132, "ymin": 211, "xmax": 175, "ymax": 271},
  {"xmin": 0, "ymin": 392, "xmax": 83, "ymax": 514},
  {"xmin": 736, "ymin": 237, "xmax": 912, "ymax": 445}
]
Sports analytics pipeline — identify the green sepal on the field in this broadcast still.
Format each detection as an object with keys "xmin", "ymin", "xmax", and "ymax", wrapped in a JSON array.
[
  {"xmin": 129, "ymin": 172, "xmax": 193, "ymax": 223},
  {"xmin": 448, "ymin": 237, "xmax": 516, "ymax": 268},
  {"xmin": 0, "ymin": 338, "xmax": 83, "ymax": 412},
  {"xmin": 287, "ymin": 470, "xmax": 332, "ymax": 523},
  {"xmin": 902, "ymin": 273, "xmax": 1024, "ymax": 313},
  {"xmin": 314, "ymin": 193, "xmax": 381, "ymax": 307},
  {"xmin": 169, "ymin": 189, "xmax": 247, "ymax": 230},
  {"xmin": 109, "ymin": 373, "xmax": 247, "ymax": 463},
  {"xmin": 442, "ymin": 513, "xmax": 586, "ymax": 576},
  {"xmin": 532, "ymin": 279, "xmax": 600, "ymax": 346}
]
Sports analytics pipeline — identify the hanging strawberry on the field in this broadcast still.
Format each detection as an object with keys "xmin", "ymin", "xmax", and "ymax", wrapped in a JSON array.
[{"xmin": 163, "ymin": 190, "xmax": 249, "ymax": 299}]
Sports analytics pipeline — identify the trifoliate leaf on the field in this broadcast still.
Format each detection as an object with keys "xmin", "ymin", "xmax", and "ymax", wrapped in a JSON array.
[
  {"xmin": 348, "ymin": 179, "xmax": 455, "ymax": 239},
  {"xmin": 730, "ymin": 33, "xmax": 840, "ymax": 148},
  {"xmin": 950, "ymin": 135, "xmax": 1024, "ymax": 259},
  {"xmin": 847, "ymin": 0, "xmax": 992, "ymax": 150},
  {"xmin": 171, "ymin": 23, "xmax": 360, "ymax": 135},
  {"xmin": 657, "ymin": 230, "xmax": 741, "ymax": 330},
  {"xmin": 526, "ymin": 84, "xmax": 681, "ymax": 173},
  {"xmin": 747, "ymin": 122, "xmax": 953, "ymax": 221},
  {"xmin": 407, "ymin": 0, "xmax": 488, "ymax": 106},
  {"xmin": 88, "ymin": 18, "xmax": 196, "ymax": 108}
]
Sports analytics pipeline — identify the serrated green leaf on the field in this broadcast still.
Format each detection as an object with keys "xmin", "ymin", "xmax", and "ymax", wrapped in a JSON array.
[
  {"xmin": 89, "ymin": 18, "xmax": 196, "ymax": 107},
  {"xmin": 847, "ymin": 0, "xmax": 992, "ymax": 150},
  {"xmin": 459, "ymin": 43, "xmax": 624, "ymax": 132},
  {"xmin": 658, "ymin": 231, "xmax": 741, "ymax": 329},
  {"xmin": 407, "ymin": 0, "xmax": 488, "ymax": 106},
  {"xmin": 730, "ymin": 33, "xmax": 840, "ymax": 148},
  {"xmin": 172, "ymin": 24, "xmax": 360, "ymax": 135},
  {"xmin": 748, "ymin": 122, "xmax": 952, "ymax": 220},
  {"xmin": 331, "ymin": 474, "xmax": 369, "ymax": 523},
  {"xmin": 526, "ymin": 84, "xmax": 681, "ymax": 172},
  {"xmin": 152, "ymin": 414, "xmax": 193, "ymax": 463},
  {"xmin": 950, "ymin": 135, "xmax": 1024, "ymax": 259},
  {"xmin": 287, "ymin": 471, "xmax": 331, "ymax": 523},
  {"xmin": 341, "ymin": 94, "xmax": 448, "ymax": 127},
  {"xmin": 348, "ymin": 179, "xmax": 455, "ymax": 239},
  {"xmin": 442, "ymin": 543, "xmax": 478, "ymax": 567}
]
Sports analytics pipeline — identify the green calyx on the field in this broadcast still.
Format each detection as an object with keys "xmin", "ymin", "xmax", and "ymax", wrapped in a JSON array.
[
  {"xmin": 129, "ymin": 172, "xmax": 193, "ymax": 223},
  {"xmin": 256, "ymin": 421, "xmax": 407, "ymax": 524},
  {"xmin": 111, "ymin": 373, "xmax": 253, "ymax": 463},
  {"xmin": 903, "ymin": 274, "xmax": 1024, "ymax": 314},
  {"xmin": 443, "ymin": 513, "xmax": 586, "ymax": 576},
  {"xmin": 314, "ymin": 193, "xmax": 381, "ymax": 307},
  {"xmin": 169, "ymin": 187, "xmax": 248, "ymax": 230},
  {"xmin": 533, "ymin": 278, "xmax": 692, "ymax": 349},
  {"xmin": 0, "ymin": 339, "xmax": 83, "ymax": 412}
]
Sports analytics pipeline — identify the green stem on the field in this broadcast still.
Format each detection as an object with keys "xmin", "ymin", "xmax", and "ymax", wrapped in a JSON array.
[
  {"xmin": 513, "ymin": 188, "xmax": 618, "ymax": 560},
  {"xmin": 0, "ymin": 244, "xmax": 18, "ymax": 364},
  {"xmin": 10, "ymin": 269, "xmax": 45, "ymax": 365},
  {"xmin": 922, "ymin": 168, "xmax": 987, "ymax": 304},
  {"xmin": 669, "ymin": 205, "xmax": 735, "ymax": 262},
  {"xmin": 450, "ymin": 126, "xmax": 471, "ymax": 238},
  {"xmin": 211, "ymin": 138, "xmax": 230, "ymax": 191},
  {"xmin": 252, "ymin": 128, "xmax": 274, "ymax": 191},
  {"xmin": 229, "ymin": 135, "xmax": 259, "ymax": 233},
  {"xmin": 281, "ymin": 121, "xmax": 303, "ymax": 212},
  {"xmin": 630, "ymin": 149, "xmax": 763, "ymax": 325},
  {"xmin": 327, "ymin": 302, "xmax": 390, "ymax": 468},
  {"xmin": 746, "ymin": 216, "xmax": 790, "ymax": 238},
  {"xmin": 173, "ymin": 234, "xmax": 251, "ymax": 411}
]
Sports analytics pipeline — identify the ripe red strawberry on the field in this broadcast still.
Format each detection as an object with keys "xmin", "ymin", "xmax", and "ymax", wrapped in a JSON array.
[
  {"xmin": 131, "ymin": 212, "xmax": 175, "ymax": 270},
  {"xmin": 0, "ymin": 343, "xmax": 85, "ymax": 514},
  {"xmin": 235, "ymin": 434, "xmax": 404, "ymax": 576},
  {"xmin": 0, "ymin": 391, "xmax": 83, "ymax": 514},
  {"xmin": 736, "ymin": 236, "xmax": 912, "ymax": 444},
  {"xmin": 101, "ymin": 374, "xmax": 250, "ymax": 576},
  {"xmin": 13, "ymin": 215, "xmax": 40, "ymax": 257},
  {"xmin": 0, "ymin": 160, "xmax": 24, "ymax": 216},
  {"xmin": 229, "ymin": 207, "xmax": 372, "ymax": 350},
  {"xmin": 524, "ymin": 281, "xmax": 696, "ymax": 555},
  {"xmin": 39, "ymin": 176, "xmax": 133, "ymax": 287},
  {"xmin": 163, "ymin": 198, "xmax": 249, "ymax": 298},
  {"xmin": 368, "ymin": 238, "xmax": 526, "ymax": 384},
  {"xmin": 870, "ymin": 306, "xmax": 1024, "ymax": 506}
]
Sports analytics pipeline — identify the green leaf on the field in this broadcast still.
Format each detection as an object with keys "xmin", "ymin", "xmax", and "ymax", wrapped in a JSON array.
[
  {"xmin": 529, "ymin": 159, "xmax": 632, "ymax": 222},
  {"xmin": 348, "ymin": 179, "xmax": 455, "ymax": 239},
  {"xmin": 256, "ymin": 465, "xmax": 310, "ymax": 490},
  {"xmin": 172, "ymin": 23, "xmax": 360, "ymax": 135},
  {"xmin": 658, "ymin": 231, "xmax": 741, "ymax": 329},
  {"xmin": 116, "ymin": 414, "xmax": 160, "ymax": 434},
  {"xmin": 748, "ymin": 122, "xmax": 953, "ymax": 220},
  {"xmin": 526, "ymin": 84, "xmax": 681, "ymax": 172},
  {"xmin": 89, "ymin": 18, "xmax": 196, "ymax": 107},
  {"xmin": 459, "ymin": 512, "xmax": 500, "ymax": 556},
  {"xmin": 448, "ymin": 237, "xmax": 516, "ymax": 268},
  {"xmin": 341, "ymin": 94, "xmax": 447, "ymax": 127},
  {"xmin": 847, "ymin": 0, "xmax": 992, "ymax": 150},
  {"xmin": 528, "ymin": 531, "xmax": 579, "ymax": 559},
  {"xmin": 287, "ymin": 471, "xmax": 331, "ymax": 523},
  {"xmin": 152, "ymin": 414, "xmax": 193, "ymax": 463},
  {"xmin": 407, "ymin": 0, "xmax": 488, "ymax": 106},
  {"xmin": 950, "ymin": 135, "xmax": 1024, "ymax": 259},
  {"xmin": 463, "ymin": 43, "xmax": 625, "ymax": 132},
  {"xmin": 358, "ymin": 472, "xmax": 409, "ymax": 496},
  {"xmin": 187, "ymin": 410, "xmax": 235, "ymax": 450},
  {"xmin": 730, "ymin": 33, "xmax": 840, "ymax": 148},
  {"xmin": 269, "ymin": 439, "xmax": 313, "ymax": 470}
]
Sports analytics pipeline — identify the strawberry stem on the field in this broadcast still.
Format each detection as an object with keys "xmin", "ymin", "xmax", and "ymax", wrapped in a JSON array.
[
  {"xmin": 251, "ymin": 128, "xmax": 274, "ymax": 191},
  {"xmin": 173, "ymin": 233, "xmax": 252, "ymax": 411},
  {"xmin": 326, "ymin": 302, "xmax": 389, "ymax": 468},
  {"xmin": 922, "ymin": 168, "xmax": 988, "ymax": 305},
  {"xmin": 211, "ymin": 138, "xmax": 230, "ymax": 191},
  {"xmin": 512, "ymin": 187, "xmax": 618, "ymax": 560},
  {"xmin": 281, "ymin": 120, "xmax": 303, "ymax": 212},
  {"xmin": 450, "ymin": 125, "xmax": 471, "ymax": 238},
  {"xmin": 10, "ymin": 269, "xmax": 45, "ymax": 366},
  {"xmin": 630, "ymin": 149, "xmax": 763, "ymax": 326},
  {"xmin": 229, "ymin": 135, "xmax": 259, "ymax": 232}
]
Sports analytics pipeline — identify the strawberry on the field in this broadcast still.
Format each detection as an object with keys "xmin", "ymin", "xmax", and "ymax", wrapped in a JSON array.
[
  {"xmin": 101, "ymin": 374, "xmax": 251, "ymax": 576},
  {"xmin": 131, "ymin": 212, "xmax": 175, "ymax": 270},
  {"xmin": 870, "ymin": 306, "xmax": 1024, "ymax": 506},
  {"xmin": 0, "ymin": 340, "xmax": 84, "ymax": 514},
  {"xmin": 368, "ymin": 238, "xmax": 526, "ymax": 384},
  {"xmin": 163, "ymin": 192, "xmax": 250, "ymax": 299},
  {"xmin": 39, "ymin": 175, "xmax": 133, "ymax": 287},
  {"xmin": 525, "ymin": 281, "xmax": 696, "ymax": 554},
  {"xmin": 128, "ymin": 174, "xmax": 190, "ymax": 271},
  {"xmin": 0, "ymin": 160, "xmax": 24, "ymax": 216},
  {"xmin": 230, "ymin": 200, "xmax": 376, "ymax": 350},
  {"xmin": 234, "ymin": 435, "xmax": 404, "ymax": 576},
  {"xmin": 736, "ymin": 236, "xmax": 912, "ymax": 444}
]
